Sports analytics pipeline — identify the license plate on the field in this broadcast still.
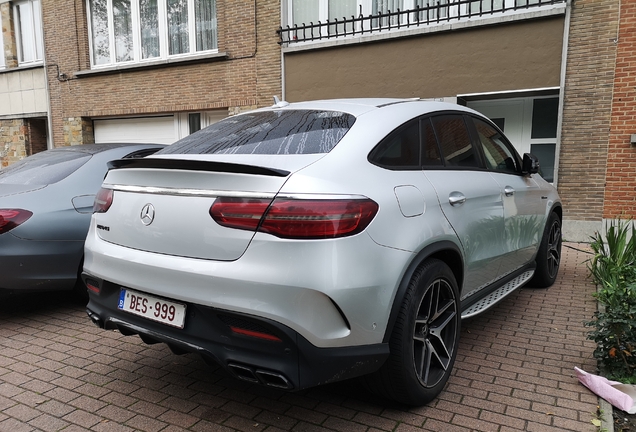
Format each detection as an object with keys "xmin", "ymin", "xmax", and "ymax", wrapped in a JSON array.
[{"xmin": 118, "ymin": 289, "xmax": 187, "ymax": 329}]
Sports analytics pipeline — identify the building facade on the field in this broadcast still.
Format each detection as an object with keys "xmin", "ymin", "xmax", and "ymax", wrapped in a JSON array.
[
  {"xmin": 41, "ymin": 0, "xmax": 281, "ymax": 148},
  {"xmin": 0, "ymin": 0, "xmax": 49, "ymax": 167}
]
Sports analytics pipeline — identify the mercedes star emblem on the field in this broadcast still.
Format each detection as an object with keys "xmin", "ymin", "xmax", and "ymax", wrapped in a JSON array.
[{"xmin": 140, "ymin": 203, "xmax": 155, "ymax": 226}]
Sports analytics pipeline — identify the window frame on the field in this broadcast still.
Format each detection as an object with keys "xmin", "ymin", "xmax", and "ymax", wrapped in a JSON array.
[
  {"xmin": 13, "ymin": 0, "xmax": 44, "ymax": 66},
  {"xmin": 86, "ymin": 0, "xmax": 218, "ymax": 69}
]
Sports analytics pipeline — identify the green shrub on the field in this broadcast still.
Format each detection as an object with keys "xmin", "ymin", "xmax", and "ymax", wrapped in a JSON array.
[{"xmin": 586, "ymin": 219, "xmax": 636, "ymax": 380}]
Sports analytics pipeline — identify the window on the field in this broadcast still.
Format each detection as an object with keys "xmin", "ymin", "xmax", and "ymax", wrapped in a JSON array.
[
  {"xmin": 0, "ymin": 151, "xmax": 90, "ymax": 186},
  {"xmin": 159, "ymin": 110, "xmax": 356, "ymax": 156},
  {"xmin": 87, "ymin": 0, "xmax": 218, "ymax": 67},
  {"xmin": 13, "ymin": 0, "xmax": 44, "ymax": 65},
  {"xmin": 472, "ymin": 118, "xmax": 519, "ymax": 174},
  {"xmin": 369, "ymin": 119, "xmax": 420, "ymax": 169},
  {"xmin": 431, "ymin": 115, "xmax": 480, "ymax": 168}
]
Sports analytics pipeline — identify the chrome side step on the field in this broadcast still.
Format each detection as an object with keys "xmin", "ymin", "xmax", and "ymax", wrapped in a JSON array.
[{"xmin": 461, "ymin": 270, "xmax": 534, "ymax": 319}]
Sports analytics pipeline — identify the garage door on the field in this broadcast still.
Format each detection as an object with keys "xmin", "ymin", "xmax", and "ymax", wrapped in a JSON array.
[{"xmin": 94, "ymin": 116, "xmax": 176, "ymax": 144}]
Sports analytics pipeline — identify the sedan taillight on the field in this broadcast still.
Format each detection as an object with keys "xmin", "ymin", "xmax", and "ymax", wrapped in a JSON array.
[
  {"xmin": 93, "ymin": 188, "xmax": 113, "ymax": 213},
  {"xmin": 210, "ymin": 197, "xmax": 378, "ymax": 239},
  {"xmin": 0, "ymin": 209, "xmax": 33, "ymax": 235}
]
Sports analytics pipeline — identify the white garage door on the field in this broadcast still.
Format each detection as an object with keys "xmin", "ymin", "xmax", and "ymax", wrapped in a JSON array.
[{"xmin": 94, "ymin": 116, "xmax": 176, "ymax": 144}]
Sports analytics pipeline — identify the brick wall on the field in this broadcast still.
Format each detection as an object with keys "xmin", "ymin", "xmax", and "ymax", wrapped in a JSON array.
[
  {"xmin": 41, "ymin": 0, "xmax": 282, "ymax": 148},
  {"xmin": 1, "ymin": 2, "xmax": 18, "ymax": 68},
  {"xmin": 558, "ymin": 0, "xmax": 619, "ymax": 222},
  {"xmin": 0, "ymin": 119, "xmax": 28, "ymax": 168},
  {"xmin": 604, "ymin": 1, "xmax": 636, "ymax": 219}
]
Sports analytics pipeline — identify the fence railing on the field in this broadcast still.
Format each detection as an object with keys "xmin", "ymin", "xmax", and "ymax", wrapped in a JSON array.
[{"xmin": 277, "ymin": 0, "xmax": 566, "ymax": 45}]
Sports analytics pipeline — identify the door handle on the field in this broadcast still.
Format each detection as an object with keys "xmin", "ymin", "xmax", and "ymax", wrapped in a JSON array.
[
  {"xmin": 448, "ymin": 192, "xmax": 466, "ymax": 206},
  {"xmin": 504, "ymin": 186, "xmax": 515, "ymax": 197}
]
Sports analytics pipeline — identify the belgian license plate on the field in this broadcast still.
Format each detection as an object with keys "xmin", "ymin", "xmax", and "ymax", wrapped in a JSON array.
[{"xmin": 118, "ymin": 289, "xmax": 186, "ymax": 329}]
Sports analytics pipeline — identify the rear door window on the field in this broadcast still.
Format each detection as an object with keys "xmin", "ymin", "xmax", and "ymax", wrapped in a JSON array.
[
  {"xmin": 431, "ymin": 115, "xmax": 482, "ymax": 168},
  {"xmin": 158, "ymin": 110, "xmax": 356, "ymax": 155},
  {"xmin": 0, "ymin": 151, "xmax": 90, "ymax": 186}
]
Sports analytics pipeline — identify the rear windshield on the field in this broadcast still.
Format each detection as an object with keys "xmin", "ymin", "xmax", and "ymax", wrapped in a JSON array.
[
  {"xmin": 157, "ymin": 110, "xmax": 356, "ymax": 155},
  {"xmin": 0, "ymin": 151, "xmax": 90, "ymax": 186}
]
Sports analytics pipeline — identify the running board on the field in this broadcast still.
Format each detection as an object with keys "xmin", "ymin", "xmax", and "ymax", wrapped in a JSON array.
[{"xmin": 461, "ymin": 270, "xmax": 534, "ymax": 319}]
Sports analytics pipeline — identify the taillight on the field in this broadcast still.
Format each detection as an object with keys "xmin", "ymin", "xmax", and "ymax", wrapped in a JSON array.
[
  {"xmin": 209, "ymin": 197, "xmax": 271, "ymax": 231},
  {"xmin": 93, "ymin": 188, "xmax": 113, "ymax": 213},
  {"xmin": 210, "ymin": 197, "xmax": 379, "ymax": 239},
  {"xmin": 0, "ymin": 209, "xmax": 33, "ymax": 235}
]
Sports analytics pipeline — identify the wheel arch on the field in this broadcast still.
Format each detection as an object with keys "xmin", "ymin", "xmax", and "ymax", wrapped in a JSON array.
[{"xmin": 382, "ymin": 241, "xmax": 463, "ymax": 344}]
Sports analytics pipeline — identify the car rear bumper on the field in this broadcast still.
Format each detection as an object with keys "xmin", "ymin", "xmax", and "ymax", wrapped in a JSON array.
[
  {"xmin": 0, "ymin": 234, "xmax": 82, "ymax": 292},
  {"xmin": 83, "ymin": 275, "xmax": 389, "ymax": 390}
]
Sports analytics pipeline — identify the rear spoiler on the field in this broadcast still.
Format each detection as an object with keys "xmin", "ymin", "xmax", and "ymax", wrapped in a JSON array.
[{"xmin": 107, "ymin": 158, "xmax": 290, "ymax": 177}]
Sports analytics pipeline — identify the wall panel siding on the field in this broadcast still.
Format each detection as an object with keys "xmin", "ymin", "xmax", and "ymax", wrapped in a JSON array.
[{"xmin": 284, "ymin": 17, "xmax": 564, "ymax": 101}]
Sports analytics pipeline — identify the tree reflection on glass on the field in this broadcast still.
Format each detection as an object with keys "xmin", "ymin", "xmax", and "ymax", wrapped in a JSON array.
[
  {"xmin": 167, "ymin": 0, "xmax": 189, "ymax": 55},
  {"xmin": 90, "ymin": 0, "xmax": 110, "ymax": 65},
  {"xmin": 140, "ymin": 0, "xmax": 160, "ymax": 58},
  {"xmin": 195, "ymin": 0, "xmax": 217, "ymax": 51},
  {"xmin": 113, "ymin": 0, "xmax": 133, "ymax": 62}
]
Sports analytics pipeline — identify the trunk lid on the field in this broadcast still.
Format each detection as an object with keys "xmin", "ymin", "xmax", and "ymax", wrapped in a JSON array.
[{"xmin": 93, "ymin": 156, "xmax": 320, "ymax": 261}]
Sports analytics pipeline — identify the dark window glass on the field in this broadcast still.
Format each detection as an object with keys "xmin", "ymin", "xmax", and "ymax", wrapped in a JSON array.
[
  {"xmin": 421, "ymin": 118, "xmax": 442, "ymax": 166},
  {"xmin": 531, "ymin": 98, "xmax": 558, "ymax": 139},
  {"xmin": 530, "ymin": 143, "xmax": 556, "ymax": 182},
  {"xmin": 189, "ymin": 113, "xmax": 201, "ymax": 134},
  {"xmin": 431, "ymin": 115, "xmax": 479, "ymax": 168},
  {"xmin": 369, "ymin": 119, "xmax": 420, "ymax": 169},
  {"xmin": 473, "ymin": 118, "xmax": 519, "ymax": 174},
  {"xmin": 158, "ymin": 110, "xmax": 356, "ymax": 155},
  {"xmin": 0, "ymin": 151, "xmax": 90, "ymax": 186}
]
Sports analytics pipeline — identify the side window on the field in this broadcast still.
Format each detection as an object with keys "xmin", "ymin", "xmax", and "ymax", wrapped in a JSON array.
[
  {"xmin": 421, "ymin": 118, "xmax": 443, "ymax": 167},
  {"xmin": 431, "ymin": 115, "xmax": 480, "ymax": 168},
  {"xmin": 368, "ymin": 119, "xmax": 420, "ymax": 170},
  {"xmin": 472, "ymin": 117, "xmax": 520, "ymax": 174}
]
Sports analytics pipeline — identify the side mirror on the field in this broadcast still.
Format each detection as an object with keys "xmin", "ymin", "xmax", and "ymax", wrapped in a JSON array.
[{"xmin": 522, "ymin": 153, "xmax": 540, "ymax": 175}]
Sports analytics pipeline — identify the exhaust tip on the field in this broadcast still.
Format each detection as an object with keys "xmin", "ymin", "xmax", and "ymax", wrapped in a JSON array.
[
  {"xmin": 86, "ymin": 309, "xmax": 103, "ymax": 328},
  {"xmin": 255, "ymin": 370, "xmax": 293, "ymax": 390},
  {"xmin": 228, "ymin": 363, "xmax": 259, "ymax": 383}
]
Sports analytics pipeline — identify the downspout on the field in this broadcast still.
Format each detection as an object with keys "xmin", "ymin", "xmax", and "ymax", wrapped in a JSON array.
[{"xmin": 552, "ymin": 0, "xmax": 572, "ymax": 187}]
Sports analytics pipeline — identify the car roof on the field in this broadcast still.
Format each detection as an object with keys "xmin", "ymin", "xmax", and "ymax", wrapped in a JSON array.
[
  {"xmin": 259, "ymin": 98, "xmax": 477, "ymax": 118},
  {"xmin": 43, "ymin": 143, "xmax": 165, "ymax": 156}
]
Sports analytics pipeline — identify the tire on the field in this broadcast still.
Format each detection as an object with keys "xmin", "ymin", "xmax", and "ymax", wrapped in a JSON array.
[
  {"xmin": 529, "ymin": 212, "xmax": 562, "ymax": 288},
  {"xmin": 366, "ymin": 259, "xmax": 460, "ymax": 406}
]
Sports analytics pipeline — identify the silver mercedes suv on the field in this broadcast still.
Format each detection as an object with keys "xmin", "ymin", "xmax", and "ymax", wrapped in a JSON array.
[{"xmin": 83, "ymin": 98, "xmax": 562, "ymax": 405}]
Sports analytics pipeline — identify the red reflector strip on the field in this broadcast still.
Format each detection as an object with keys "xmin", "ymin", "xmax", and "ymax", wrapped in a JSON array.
[
  {"xmin": 230, "ymin": 326, "xmax": 282, "ymax": 342},
  {"xmin": 86, "ymin": 283, "xmax": 100, "ymax": 294}
]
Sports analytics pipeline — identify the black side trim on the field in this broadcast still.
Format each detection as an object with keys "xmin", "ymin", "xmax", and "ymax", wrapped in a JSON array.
[{"xmin": 107, "ymin": 158, "xmax": 291, "ymax": 177}]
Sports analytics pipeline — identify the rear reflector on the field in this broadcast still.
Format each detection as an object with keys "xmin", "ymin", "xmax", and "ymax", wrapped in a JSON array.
[
  {"xmin": 210, "ymin": 197, "xmax": 378, "ymax": 239},
  {"xmin": 0, "ymin": 209, "xmax": 33, "ymax": 235},
  {"xmin": 93, "ymin": 188, "xmax": 113, "ymax": 213},
  {"xmin": 230, "ymin": 326, "xmax": 282, "ymax": 342}
]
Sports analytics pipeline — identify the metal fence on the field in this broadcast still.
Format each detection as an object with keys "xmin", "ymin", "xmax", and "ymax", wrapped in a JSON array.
[{"xmin": 277, "ymin": 0, "xmax": 566, "ymax": 45}]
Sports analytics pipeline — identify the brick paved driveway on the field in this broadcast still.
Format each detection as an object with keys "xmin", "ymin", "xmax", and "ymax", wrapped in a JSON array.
[{"xmin": 0, "ymin": 243, "xmax": 599, "ymax": 431}]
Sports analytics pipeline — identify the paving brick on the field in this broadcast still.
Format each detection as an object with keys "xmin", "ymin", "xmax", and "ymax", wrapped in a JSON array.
[{"xmin": 27, "ymin": 413, "xmax": 70, "ymax": 431}]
